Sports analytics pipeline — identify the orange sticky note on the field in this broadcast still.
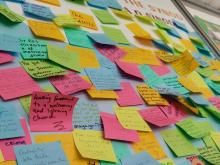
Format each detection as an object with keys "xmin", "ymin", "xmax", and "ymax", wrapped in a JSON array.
[
  {"xmin": 0, "ymin": 161, "xmax": 16, "ymax": 165},
  {"xmin": 38, "ymin": 0, "xmax": 60, "ymax": 6},
  {"xmin": 180, "ymin": 39, "xmax": 196, "ymax": 52},
  {"xmin": 87, "ymin": 86, "xmax": 118, "ymax": 99},
  {"xmin": 132, "ymin": 131, "xmax": 167, "ymax": 160},
  {"xmin": 27, "ymin": 20, "xmax": 65, "ymax": 41},
  {"xmin": 0, "ymin": 150, "xmax": 3, "ymax": 163},
  {"xmin": 69, "ymin": 10, "xmax": 98, "ymax": 30},
  {"xmin": 154, "ymin": 50, "xmax": 181, "ymax": 63}
]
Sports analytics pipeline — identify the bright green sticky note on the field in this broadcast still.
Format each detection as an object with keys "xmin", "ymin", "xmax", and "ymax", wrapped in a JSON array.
[
  {"xmin": 20, "ymin": 60, "xmax": 66, "ymax": 79},
  {"xmin": 155, "ymin": 20, "xmax": 172, "ymax": 30},
  {"xmin": 102, "ymin": 26, "xmax": 129, "ymax": 45},
  {"xmin": 53, "ymin": 14, "xmax": 79, "ymax": 28},
  {"xmin": 92, "ymin": 9, "xmax": 119, "ymax": 24},
  {"xmin": 47, "ymin": 44, "xmax": 81, "ymax": 72},
  {"xmin": 155, "ymin": 29, "xmax": 173, "ymax": 44},
  {"xmin": 196, "ymin": 67, "xmax": 214, "ymax": 77},
  {"xmin": 135, "ymin": 15, "xmax": 154, "ymax": 25},
  {"xmin": 64, "ymin": 28, "xmax": 93, "ymax": 49},
  {"xmin": 176, "ymin": 118, "xmax": 213, "ymax": 138},
  {"xmin": 203, "ymin": 135, "xmax": 218, "ymax": 149},
  {"xmin": 198, "ymin": 146, "xmax": 220, "ymax": 164},
  {"xmin": 112, "ymin": 9, "xmax": 133, "ymax": 20},
  {"xmin": 0, "ymin": 4, "xmax": 25, "ymax": 23},
  {"xmin": 160, "ymin": 129, "xmax": 198, "ymax": 157}
]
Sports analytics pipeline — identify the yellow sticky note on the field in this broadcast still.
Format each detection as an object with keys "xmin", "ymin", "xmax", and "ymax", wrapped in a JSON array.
[
  {"xmin": 35, "ymin": 133, "xmax": 98, "ymax": 165},
  {"xmin": 154, "ymin": 50, "xmax": 180, "ymax": 63},
  {"xmin": 111, "ymin": 9, "xmax": 133, "ymax": 20},
  {"xmin": 73, "ymin": 130, "xmax": 117, "ymax": 162},
  {"xmin": 38, "ymin": 0, "xmax": 60, "ymax": 6},
  {"xmin": 114, "ymin": 105, "xmax": 151, "ymax": 131},
  {"xmin": 27, "ymin": 20, "xmax": 65, "ymax": 41},
  {"xmin": 155, "ymin": 29, "xmax": 173, "ymax": 44},
  {"xmin": 210, "ymin": 131, "xmax": 220, "ymax": 150},
  {"xmin": 53, "ymin": 15, "xmax": 79, "ymax": 28},
  {"xmin": 120, "ymin": 46, "xmax": 160, "ymax": 65},
  {"xmin": 136, "ymin": 84, "xmax": 169, "ymax": 106},
  {"xmin": 0, "ymin": 150, "xmax": 3, "ymax": 163},
  {"xmin": 177, "ymin": 96, "xmax": 199, "ymax": 114},
  {"xmin": 126, "ymin": 22, "xmax": 152, "ymax": 40},
  {"xmin": 171, "ymin": 51, "xmax": 199, "ymax": 76},
  {"xmin": 87, "ymin": 86, "xmax": 118, "ymax": 99},
  {"xmin": 69, "ymin": 10, "xmax": 98, "ymax": 30},
  {"xmin": 0, "ymin": 161, "xmax": 16, "ymax": 165},
  {"xmin": 132, "ymin": 132, "xmax": 166, "ymax": 160},
  {"xmin": 210, "ymin": 60, "xmax": 220, "ymax": 72},
  {"xmin": 180, "ymin": 39, "xmax": 196, "ymax": 52},
  {"xmin": 66, "ymin": 45, "xmax": 100, "ymax": 68}
]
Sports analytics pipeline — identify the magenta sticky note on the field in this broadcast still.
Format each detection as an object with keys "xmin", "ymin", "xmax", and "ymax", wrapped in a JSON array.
[
  {"xmin": 149, "ymin": 60, "xmax": 170, "ymax": 76},
  {"xmin": 100, "ymin": 112, "xmax": 139, "ymax": 142}
]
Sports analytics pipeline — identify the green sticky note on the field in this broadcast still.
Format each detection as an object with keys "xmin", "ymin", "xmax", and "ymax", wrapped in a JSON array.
[
  {"xmin": 206, "ymin": 78, "xmax": 220, "ymax": 94},
  {"xmin": 155, "ymin": 20, "xmax": 172, "ymax": 30},
  {"xmin": 135, "ymin": 15, "xmax": 154, "ymax": 25},
  {"xmin": 112, "ymin": 9, "xmax": 133, "ymax": 20},
  {"xmin": 102, "ymin": 26, "xmax": 129, "ymax": 45},
  {"xmin": 19, "ymin": 37, "xmax": 48, "ymax": 60},
  {"xmin": 20, "ymin": 60, "xmax": 66, "ymax": 79},
  {"xmin": 64, "ymin": 28, "xmax": 93, "ymax": 49},
  {"xmin": 198, "ymin": 146, "xmax": 220, "ymax": 164},
  {"xmin": 161, "ymin": 129, "xmax": 198, "ymax": 157},
  {"xmin": 0, "ymin": 4, "xmax": 25, "ymax": 23},
  {"xmin": 203, "ymin": 135, "xmax": 218, "ymax": 149},
  {"xmin": 53, "ymin": 14, "xmax": 79, "ymax": 28},
  {"xmin": 92, "ymin": 9, "xmax": 119, "ymax": 24},
  {"xmin": 176, "ymin": 118, "xmax": 213, "ymax": 138},
  {"xmin": 196, "ymin": 67, "xmax": 214, "ymax": 77},
  {"xmin": 189, "ymin": 36, "xmax": 204, "ymax": 46},
  {"xmin": 47, "ymin": 44, "xmax": 81, "ymax": 72},
  {"xmin": 155, "ymin": 29, "xmax": 173, "ymax": 44}
]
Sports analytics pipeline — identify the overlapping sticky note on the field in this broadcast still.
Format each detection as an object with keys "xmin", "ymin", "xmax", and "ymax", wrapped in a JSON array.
[
  {"xmin": 92, "ymin": 9, "xmax": 118, "ymax": 24},
  {"xmin": 73, "ymin": 130, "xmax": 117, "ymax": 162},
  {"xmin": 88, "ymin": 33, "xmax": 117, "ymax": 46}
]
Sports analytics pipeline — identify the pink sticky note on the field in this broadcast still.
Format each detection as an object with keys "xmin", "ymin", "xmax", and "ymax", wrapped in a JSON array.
[
  {"xmin": 115, "ymin": 60, "xmax": 144, "ymax": 79},
  {"xmin": 208, "ymin": 96, "xmax": 220, "ymax": 110},
  {"xmin": 49, "ymin": 71, "xmax": 92, "ymax": 95},
  {"xmin": 0, "ymin": 119, "xmax": 32, "ymax": 161},
  {"xmin": 95, "ymin": 44, "xmax": 126, "ymax": 62},
  {"xmin": 116, "ymin": 82, "xmax": 144, "ymax": 106},
  {"xmin": 149, "ymin": 60, "xmax": 170, "ymax": 76},
  {"xmin": 0, "ymin": 67, "xmax": 41, "ymax": 100},
  {"xmin": 0, "ymin": 52, "xmax": 15, "ymax": 64},
  {"xmin": 30, "ymin": 91, "xmax": 78, "ymax": 132},
  {"xmin": 139, "ymin": 107, "xmax": 175, "ymax": 127},
  {"xmin": 100, "ymin": 112, "xmax": 139, "ymax": 142}
]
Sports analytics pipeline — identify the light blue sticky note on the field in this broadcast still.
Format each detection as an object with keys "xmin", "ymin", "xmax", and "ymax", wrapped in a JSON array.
[
  {"xmin": 95, "ymin": 49, "xmax": 115, "ymax": 69},
  {"xmin": 87, "ymin": 0, "xmax": 108, "ymax": 9},
  {"xmin": 0, "ymin": 33, "xmax": 19, "ymax": 52},
  {"xmin": 173, "ymin": 19, "xmax": 188, "ymax": 33},
  {"xmin": 64, "ymin": 28, "xmax": 93, "ymax": 49},
  {"xmin": 85, "ymin": 67, "xmax": 121, "ymax": 90},
  {"xmin": 177, "ymin": 160, "xmax": 192, "ymax": 165},
  {"xmin": 88, "ymin": 33, "xmax": 117, "ymax": 46},
  {"xmin": 206, "ymin": 78, "xmax": 220, "ymax": 94},
  {"xmin": 5, "ymin": 0, "xmax": 25, "ymax": 3},
  {"xmin": 14, "ymin": 142, "xmax": 69, "ymax": 165},
  {"xmin": 101, "ymin": 141, "xmax": 131, "ymax": 165},
  {"xmin": 22, "ymin": 2, "xmax": 55, "ymax": 20},
  {"xmin": 167, "ymin": 28, "xmax": 181, "ymax": 38},
  {"xmin": 192, "ymin": 52, "xmax": 209, "ymax": 67},
  {"xmin": 0, "ymin": 105, "xmax": 24, "ymax": 139},
  {"xmin": 152, "ymin": 39, "xmax": 173, "ymax": 53},
  {"xmin": 73, "ymin": 100, "xmax": 102, "ymax": 130},
  {"xmin": 189, "ymin": 94, "xmax": 210, "ymax": 105},
  {"xmin": 121, "ymin": 152, "xmax": 160, "ymax": 165},
  {"xmin": 106, "ymin": 0, "xmax": 123, "ymax": 10}
]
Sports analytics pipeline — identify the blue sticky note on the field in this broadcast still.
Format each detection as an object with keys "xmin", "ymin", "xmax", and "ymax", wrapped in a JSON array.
[
  {"xmin": 0, "ymin": 105, "xmax": 24, "ymax": 139},
  {"xmin": 167, "ymin": 28, "xmax": 181, "ymax": 38},
  {"xmin": 64, "ymin": 28, "xmax": 93, "ymax": 49},
  {"xmin": 196, "ymin": 46, "xmax": 211, "ymax": 56},
  {"xmin": 73, "ymin": 100, "xmax": 102, "ymax": 130},
  {"xmin": 22, "ymin": 2, "xmax": 55, "ymax": 20},
  {"xmin": 173, "ymin": 19, "xmax": 189, "ymax": 33},
  {"xmin": 95, "ymin": 49, "xmax": 115, "ymax": 69},
  {"xmin": 14, "ymin": 142, "xmax": 69, "ymax": 165},
  {"xmin": 85, "ymin": 67, "xmax": 121, "ymax": 90},
  {"xmin": 87, "ymin": 0, "xmax": 108, "ymax": 9},
  {"xmin": 106, "ymin": 0, "xmax": 123, "ymax": 10},
  {"xmin": 121, "ymin": 152, "xmax": 160, "ymax": 165},
  {"xmin": 192, "ymin": 52, "xmax": 209, "ymax": 67},
  {"xmin": 88, "ymin": 33, "xmax": 117, "ymax": 46},
  {"xmin": 189, "ymin": 94, "xmax": 211, "ymax": 105},
  {"xmin": 4, "ymin": 0, "xmax": 25, "ymax": 3},
  {"xmin": 0, "ymin": 33, "xmax": 19, "ymax": 52},
  {"xmin": 152, "ymin": 39, "xmax": 173, "ymax": 53}
]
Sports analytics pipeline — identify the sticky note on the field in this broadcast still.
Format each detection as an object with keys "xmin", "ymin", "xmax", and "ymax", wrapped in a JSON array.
[
  {"xmin": 49, "ymin": 71, "xmax": 92, "ymax": 95},
  {"xmin": 152, "ymin": 39, "xmax": 173, "ymax": 53},
  {"xmin": 155, "ymin": 20, "xmax": 172, "ymax": 30},
  {"xmin": 92, "ymin": 9, "xmax": 118, "ymax": 24},
  {"xmin": 167, "ymin": 28, "xmax": 181, "ymax": 38},
  {"xmin": 95, "ymin": 44, "xmax": 126, "ymax": 62},
  {"xmin": 47, "ymin": 44, "xmax": 81, "ymax": 72},
  {"xmin": 120, "ymin": 46, "xmax": 160, "ymax": 65},
  {"xmin": 85, "ymin": 67, "xmax": 121, "ymax": 90},
  {"xmin": 27, "ymin": 19, "xmax": 65, "ymax": 41},
  {"xmin": 73, "ymin": 130, "xmax": 117, "ymax": 162},
  {"xmin": 19, "ymin": 37, "xmax": 47, "ymax": 60},
  {"xmin": 105, "ymin": 0, "xmax": 122, "ymax": 10},
  {"xmin": 111, "ymin": 9, "xmax": 133, "ymax": 20},
  {"xmin": 154, "ymin": 50, "xmax": 180, "ymax": 63},
  {"xmin": 173, "ymin": 19, "xmax": 188, "ymax": 33},
  {"xmin": 150, "ymin": 61, "xmax": 171, "ymax": 76},
  {"xmin": 114, "ymin": 105, "xmax": 151, "ymax": 131},
  {"xmin": 22, "ymin": 2, "xmax": 55, "ymax": 20},
  {"xmin": 0, "ymin": 67, "xmax": 41, "ymax": 100},
  {"xmin": 0, "ymin": 107, "xmax": 24, "ymax": 139},
  {"xmin": 160, "ymin": 158, "xmax": 175, "ymax": 165},
  {"xmin": 30, "ymin": 91, "xmax": 78, "ymax": 132},
  {"xmin": 126, "ymin": 22, "xmax": 152, "ymax": 40},
  {"xmin": 0, "ymin": 52, "xmax": 14, "ymax": 64},
  {"xmin": 171, "ymin": 51, "xmax": 199, "ymax": 76},
  {"xmin": 20, "ymin": 60, "xmax": 66, "ymax": 79},
  {"xmin": 88, "ymin": 33, "xmax": 117, "ymax": 46},
  {"xmin": 139, "ymin": 107, "xmax": 175, "ymax": 127},
  {"xmin": 116, "ymin": 82, "xmax": 144, "ymax": 106},
  {"xmin": 0, "ymin": 4, "xmax": 24, "ymax": 22},
  {"xmin": 176, "ymin": 118, "xmax": 213, "ymax": 138},
  {"xmin": 73, "ymin": 100, "xmax": 102, "ymax": 130},
  {"xmin": 70, "ymin": 10, "xmax": 98, "ymax": 30},
  {"xmin": 188, "ymin": 94, "xmax": 210, "ymax": 105},
  {"xmin": 0, "ymin": 33, "xmax": 19, "ymax": 52},
  {"xmin": 53, "ymin": 15, "xmax": 79, "ymax": 28},
  {"xmin": 0, "ymin": 150, "xmax": 3, "ymax": 162},
  {"xmin": 115, "ymin": 60, "xmax": 144, "ymax": 79},
  {"xmin": 0, "ymin": 161, "xmax": 16, "ymax": 165},
  {"xmin": 155, "ymin": 29, "xmax": 173, "ymax": 44},
  {"xmin": 209, "ymin": 96, "xmax": 220, "ymax": 110},
  {"xmin": 64, "ymin": 28, "xmax": 93, "ymax": 49},
  {"xmin": 87, "ymin": 0, "xmax": 108, "ymax": 9},
  {"xmin": 102, "ymin": 26, "xmax": 129, "ymax": 45},
  {"xmin": 37, "ymin": 0, "xmax": 60, "ymax": 6},
  {"xmin": 14, "ymin": 142, "xmax": 69, "ymax": 165},
  {"xmin": 121, "ymin": 152, "xmax": 160, "ymax": 165},
  {"xmin": 160, "ymin": 129, "xmax": 198, "ymax": 157},
  {"xmin": 136, "ymin": 84, "xmax": 169, "ymax": 106},
  {"xmin": 210, "ymin": 131, "xmax": 220, "ymax": 150},
  {"xmin": 180, "ymin": 39, "xmax": 196, "ymax": 52},
  {"xmin": 198, "ymin": 146, "xmax": 220, "ymax": 164},
  {"xmin": 100, "ymin": 112, "xmax": 139, "ymax": 142},
  {"xmin": 176, "ymin": 96, "xmax": 199, "ymax": 115},
  {"xmin": 87, "ymin": 86, "xmax": 118, "ymax": 99},
  {"xmin": 132, "ymin": 131, "xmax": 166, "ymax": 160},
  {"xmin": 0, "ymin": 119, "xmax": 31, "ymax": 161},
  {"xmin": 135, "ymin": 15, "xmax": 154, "ymax": 25}
]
